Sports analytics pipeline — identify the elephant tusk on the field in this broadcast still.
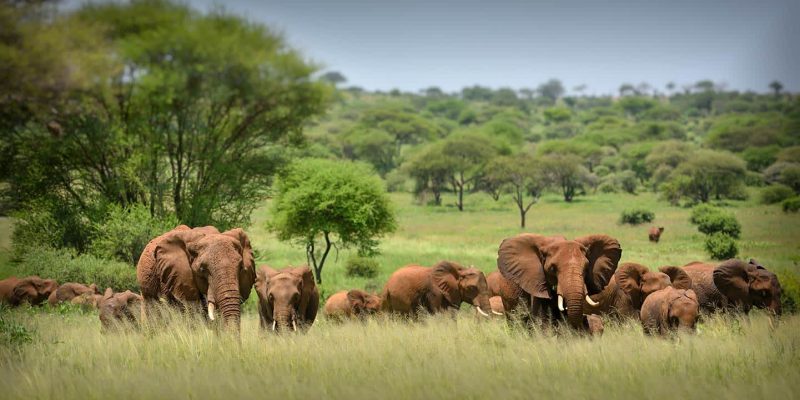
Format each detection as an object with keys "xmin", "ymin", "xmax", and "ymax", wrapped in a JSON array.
[
  {"xmin": 207, "ymin": 303, "xmax": 215, "ymax": 321},
  {"xmin": 585, "ymin": 295, "xmax": 599, "ymax": 307},
  {"xmin": 492, "ymin": 310, "xmax": 504, "ymax": 316},
  {"xmin": 292, "ymin": 320, "xmax": 297, "ymax": 332},
  {"xmin": 476, "ymin": 306, "xmax": 490, "ymax": 317},
  {"xmin": 272, "ymin": 320, "xmax": 277, "ymax": 331},
  {"xmin": 558, "ymin": 295, "xmax": 566, "ymax": 311}
]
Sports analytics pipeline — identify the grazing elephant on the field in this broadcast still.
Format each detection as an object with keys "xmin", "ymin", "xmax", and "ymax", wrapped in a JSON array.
[
  {"xmin": 682, "ymin": 259, "xmax": 782, "ymax": 315},
  {"xmin": 136, "ymin": 225, "xmax": 257, "ymax": 331},
  {"xmin": 648, "ymin": 227, "xmax": 664, "ymax": 243},
  {"xmin": 255, "ymin": 265, "xmax": 319, "ymax": 332},
  {"xmin": 497, "ymin": 233, "xmax": 622, "ymax": 329},
  {"xmin": 584, "ymin": 263, "xmax": 692, "ymax": 318},
  {"xmin": 98, "ymin": 288, "xmax": 143, "ymax": 331},
  {"xmin": 48, "ymin": 282, "xmax": 100, "ymax": 306},
  {"xmin": 487, "ymin": 270, "xmax": 522, "ymax": 313},
  {"xmin": 640, "ymin": 287, "xmax": 699, "ymax": 335},
  {"xmin": 381, "ymin": 261, "xmax": 493, "ymax": 318},
  {"xmin": 0, "ymin": 276, "xmax": 58, "ymax": 307},
  {"xmin": 324, "ymin": 290, "xmax": 381, "ymax": 321}
]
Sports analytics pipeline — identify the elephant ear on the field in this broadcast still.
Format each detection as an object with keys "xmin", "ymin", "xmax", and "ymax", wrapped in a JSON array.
[
  {"xmin": 496, "ymin": 234, "xmax": 552, "ymax": 299},
  {"xmin": 103, "ymin": 287, "xmax": 114, "ymax": 301},
  {"xmin": 713, "ymin": 260, "xmax": 756, "ymax": 305},
  {"xmin": 255, "ymin": 265, "xmax": 278, "ymax": 297},
  {"xmin": 575, "ymin": 234, "xmax": 622, "ymax": 294},
  {"xmin": 430, "ymin": 261, "xmax": 462, "ymax": 306},
  {"xmin": 616, "ymin": 263, "xmax": 649, "ymax": 305},
  {"xmin": 659, "ymin": 266, "xmax": 693, "ymax": 290},
  {"xmin": 347, "ymin": 290, "xmax": 367, "ymax": 311},
  {"xmin": 222, "ymin": 228, "xmax": 257, "ymax": 301},
  {"xmin": 154, "ymin": 229, "xmax": 207, "ymax": 276},
  {"xmin": 290, "ymin": 266, "xmax": 317, "ymax": 318}
]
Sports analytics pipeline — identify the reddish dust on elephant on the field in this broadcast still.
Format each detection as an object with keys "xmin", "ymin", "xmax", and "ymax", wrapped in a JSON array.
[
  {"xmin": 640, "ymin": 286, "xmax": 700, "ymax": 336},
  {"xmin": 98, "ymin": 288, "xmax": 143, "ymax": 331},
  {"xmin": 0, "ymin": 276, "xmax": 58, "ymax": 307},
  {"xmin": 48, "ymin": 282, "xmax": 100, "ymax": 307},
  {"xmin": 648, "ymin": 227, "xmax": 664, "ymax": 243},
  {"xmin": 324, "ymin": 290, "xmax": 381, "ymax": 321},
  {"xmin": 255, "ymin": 265, "xmax": 319, "ymax": 333},
  {"xmin": 682, "ymin": 258, "xmax": 781, "ymax": 315}
]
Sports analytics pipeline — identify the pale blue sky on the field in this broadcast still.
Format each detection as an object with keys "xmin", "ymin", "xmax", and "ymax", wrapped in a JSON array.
[{"xmin": 70, "ymin": 0, "xmax": 800, "ymax": 94}]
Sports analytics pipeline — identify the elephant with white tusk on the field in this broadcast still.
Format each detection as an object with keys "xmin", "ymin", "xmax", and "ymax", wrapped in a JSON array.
[{"xmin": 255, "ymin": 265, "xmax": 319, "ymax": 333}]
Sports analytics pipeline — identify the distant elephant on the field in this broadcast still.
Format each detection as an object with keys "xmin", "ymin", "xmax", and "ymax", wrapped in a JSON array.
[
  {"xmin": 324, "ymin": 289, "xmax": 381, "ymax": 321},
  {"xmin": 487, "ymin": 270, "xmax": 522, "ymax": 313},
  {"xmin": 48, "ymin": 282, "xmax": 100, "ymax": 306},
  {"xmin": 583, "ymin": 263, "xmax": 692, "ymax": 318},
  {"xmin": 136, "ymin": 225, "xmax": 257, "ymax": 331},
  {"xmin": 381, "ymin": 261, "xmax": 493, "ymax": 318},
  {"xmin": 98, "ymin": 288, "xmax": 143, "ymax": 331},
  {"xmin": 648, "ymin": 227, "xmax": 664, "ymax": 243},
  {"xmin": 682, "ymin": 259, "xmax": 782, "ymax": 315},
  {"xmin": 497, "ymin": 233, "xmax": 622, "ymax": 329},
  {"xmin": 640, "ymin": 286, "xmax": 699, "ymax": 335},
  {"xmin": 255, "ymin": 265, "xmax": 319, "ymax": 332},
  {"xmin": 0, "ymin": 276, "xmax": 58, "ymax": 307}
]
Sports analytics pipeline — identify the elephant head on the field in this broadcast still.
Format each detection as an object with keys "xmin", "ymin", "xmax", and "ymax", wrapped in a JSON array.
[
  {"xmin": 497, "ymin": 233, "xmax": 621, "ymax": 329},
  {"xmin": 256, "ymin": 266, "xmax": 315, "ymax": 332},
  {"xmin": 658, "ymin": 266, "xmax": 693, "ymax": 290},
  {"xmin": 615, "ymin": 262, "xmax": 671, "ymax": 308},
  {"xmin": 429, "ymin": 261, "xmax": 492, "ymax": 317},
  {"xmin": 713, "ymin": 259, "xmax": 782, "ymax": 315},
  {"xmin": 154, "ymin": 227, "xmax": 256, "ymax": 331},
  {"xmin": 13, "ymin": 276, "xmax": 59, "ymax": 306},
  {"xmin": 99, "ymin": 288, "xmax": 143, "ymax": 330},
  {"xmin": 661, "ymin": 288, "xmax": 700, "ymax": 333},
  {"xmin": 347, "ymin": 289, "xmax": 382, "ymax": 316}
]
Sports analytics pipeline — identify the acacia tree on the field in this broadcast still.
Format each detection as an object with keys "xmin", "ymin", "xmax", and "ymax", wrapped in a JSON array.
[
  {"xmin": 483, "ymin": 155, "xmax": 545, "ymax": 228},
  {"xmin": 443, "ymin": 134, "xmax": 496, "ymax": 211},
  {"xmin": 665, "ymin": 150, "xmax": 747, "ymax": 203},
  {"xmin": 540, "ymin": 154, "xmax": 595, "ymax": 202},
  {"xmin": 404, "ymin": 142, "xmax": 453, "ymax": 206},
  {"xmin": 269, "ymin": 159, "xmax": 397, "ymax": 284}
]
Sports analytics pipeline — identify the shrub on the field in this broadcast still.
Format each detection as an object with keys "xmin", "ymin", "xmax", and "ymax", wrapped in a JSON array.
[
  {"xmin": 690, "ymin": 204, "xmax": 722, "ymax": 225},
  {"xmin": 759, "ymin": 184, "xmax": 795, "ymax": 205},
  {"xmin": 696, "ymin": 212, "xmax": 742, "ymax": 239},
  {"xmin": 16, "ymin": 247, "xmax": 138, "ymax": 291},
  {"xmin": 783, "ymin": 197, "xmax": 800, "ymax": 213},
  {"xmin": 89, "ymin": 204, "xmax": 179, "ymax": 266},
  {"xmin": 345, "ymin": 256, "xmax": 379, "ymax": 279},
  {"xmin": 0, "ymin": 311, "xmax": 34, "ymax": 345},
  {"xmin": 619, "ymin": 208, "xmax": 655, "ymax": 225},
  {"xmin": 11, "ymin": 200, "xmax": 94, "ymax": 260},
  {"xmin": 704, "ymin": 233, "xmax": 738, "ymax": 260},
  {"xmin": 776, "ymin": 270, "xmax": 800, "ymax": 314}
]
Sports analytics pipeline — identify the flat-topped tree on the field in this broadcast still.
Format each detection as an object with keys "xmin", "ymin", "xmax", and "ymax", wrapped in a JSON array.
[{"xmin": 268, "ymin": 159, "xmax": 397, "ymax": 284}]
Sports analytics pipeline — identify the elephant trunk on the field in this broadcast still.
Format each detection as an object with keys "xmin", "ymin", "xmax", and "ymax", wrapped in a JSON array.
[
  {"xmin": 559, "ymin": 269, "xmax": 586, "ymax": 330},
  {"xmin": 474, "ymin": 292, "xmax": 493, "ymax": 318},
  {"xmin": 273, "ymin": 304, "xmax": 297, "ymax": 333},
  {"xmin": 215, "ymin": 281, "xmax": 242, "ymax": 333}
]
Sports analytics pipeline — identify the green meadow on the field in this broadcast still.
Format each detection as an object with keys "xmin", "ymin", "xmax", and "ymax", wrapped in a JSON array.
[{"xmin": 2, "ymin": 191, "xmax": 799, "ymax": 399}]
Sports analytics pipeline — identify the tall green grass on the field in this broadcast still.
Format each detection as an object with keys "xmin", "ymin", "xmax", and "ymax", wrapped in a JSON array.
[{"xmin": 0, "ymin": 308, "xmax": 798, "ymax": 399}]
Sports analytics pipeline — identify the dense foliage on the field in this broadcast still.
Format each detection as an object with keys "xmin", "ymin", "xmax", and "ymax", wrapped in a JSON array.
[{"xmin": 619, "ymin": 209, "xmax": 656, "ymax": 225}]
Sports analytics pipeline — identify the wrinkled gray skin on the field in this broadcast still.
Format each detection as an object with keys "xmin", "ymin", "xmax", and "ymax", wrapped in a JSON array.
[
  {"xmin": 98, "ymin": 288, "xmax": 143, "ymax": 331},
  {"xmin": 0, "ymin": 276, "xmax": 59, "ymax": 307},
  {"xmin": 683, "ymin": 259, "xmax": 782, "ymax": 315},
  {"xmin": 640, "ymin": 287, "xmax": 699, "ymax": 336}
]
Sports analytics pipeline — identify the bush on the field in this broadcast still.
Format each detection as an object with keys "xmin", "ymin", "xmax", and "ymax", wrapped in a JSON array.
[
  {"xmin": 11, "ymin": 200, "xmax": 94, "ymax": 260},
  {"xmin": 696, "ymin": 212, "xmax": 742, "ymax": 239},
  {"xmin": 760, "ymin": 184, "xmax": 795, "ymax": 204},
  {"xmin": 776, "ymin": 270, "xmax": 800, "ymax": 314},
  {"xmin": 704, "ymin": 233, "xmax": 738, "ymax": 260},
  {"xmin": 0, "ymin": 311, "xmax": 34, "ymax": 345},
  {"xmin": 89, "ymin": 204, "xmax": 179, "ymax": 266},
  {"xmin": 783, "ymin": 197, "xmax": 800, "ymax": 213},
  {"xmin": 16, "ymin": 247, "xmax": 138, "ymax": 291},
  {"xmin": 619, "ymin": 208, "xmax": 655, "ymax": 225},
  {"xmin": 690, "ymin": 204, "xmax": 722, "ymax": 225},
  {"xmin": 345, "ymin": 256, "xmax": 379, "ymax": 279}
]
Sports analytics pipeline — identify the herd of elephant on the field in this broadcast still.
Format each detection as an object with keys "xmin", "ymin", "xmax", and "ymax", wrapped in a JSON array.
[{"xmin": 0, "ymin": 226, "xmax": 783, "ymax": 337}]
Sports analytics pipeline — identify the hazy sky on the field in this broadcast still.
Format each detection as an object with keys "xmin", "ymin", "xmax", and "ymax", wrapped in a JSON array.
[{"xmin": 75, "ymin": 0, "xmax": 800, "ymax": 94}]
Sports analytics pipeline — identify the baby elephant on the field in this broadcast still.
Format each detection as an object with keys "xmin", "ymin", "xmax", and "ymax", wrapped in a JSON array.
[
  {"xmin": 640, "ymin": 286, "xmax": 699, "ymax": 336},
  {"xmin": 324, "ymin": 290, "xmax": 382, "ymax": 321},
  {"xmin": 48, "ymin": 282, "xmax": 100, "ymax": 307},
  {"xmin": 648, "ymin": 226, "xmax": 664, "ymax": 243},
  {"xmin": 98, "ymin": 288, "xmax": 143, "ymax": 331}
]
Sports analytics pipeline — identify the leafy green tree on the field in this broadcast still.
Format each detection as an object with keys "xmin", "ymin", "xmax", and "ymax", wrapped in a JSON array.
[
  {"xmin": 442, "ymin": 134, "xmax": 497, "ymax": 211},
  {"xmin": 665, "ymin": 150, "xmax": 747, "ymax": 203},
  {"xmin": 706, "ymin": 113, "xmax": 790, "ymax": 152},
  {"xmin": 769, "ymin": 80, "xmax": 783, "ymax": 97},
  {"xmin": 341, "ymin": 128, "xmax": 398, "ymax": 175},
  {"xmin": 403, "ymin": 143, "xmax": 453, "ymax": 206},
  {"xmin": 645, "ymin": 141, "xmax": 695, "ymax": 187},
  {"xmin": 537, "ymin": 140, "xmax": 605, "ymax": 172},
  {"xmin": 616, "ymin": 96, "xmax": 658, "ymax": 118},
  {"xmin": 536, "ymin": 79, "xmax": 565, "ymax": 103},
  {"xmin": 461, "ymin": 85, "xmax": 494, "ymax": 102},
  {"xmin": 483, "ymin": 155, "xmax": 545, "ymax": 227},
  {"xmin": 359, "ymin": 105, "xmax": 444, "ymax": 153},
  {"xmin": 741, "ymin": 146, "xmax": 780, "ymax": 171},
  {"xmin": 269, "ymin": 159, "xmax": 397, "ymax": 284},
  {"xmin": 543, "ymin": 107, "xmax": 573, "ymax": 124},
  {"xmin": 540, "ymin": 154, "xmax": 594, "ymax": 202},
  {"xmin": 320, "ymin": 71, "xmax": 347, "ymax": 86}
]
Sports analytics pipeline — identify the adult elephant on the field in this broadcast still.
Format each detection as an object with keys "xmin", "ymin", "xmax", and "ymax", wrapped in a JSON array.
[
  {"xmin": 682, "ymin": 258, "xmax": 782, "ymax": 315},
  {"xmin": 0, "ymin": 276, "xmax": 58, "ymax": 307},
  {"xmin": 496, "ymin": 233, "xmax": 621, "ymax": 329},
  {"xmin": 640, "ymin": 286, "xmax": 699, "ymax": 335},
  {"xmin": 381, "ymin": 261, "xmax": 493, "ymax": 318},
  {"xmin": 583, "ymin": 263, "xmax": 692, "ymax": 319},
  {"xmin": 487, "ymin": 270, "xmax": 522, "ymax": 313},
  {"xmin": 48, "ymin": 282, "xmax": 100, "ymax": 306},
  {"xmin": 255, "ymin": 265, "xmax": 319, "ymax": 332},
  {"xmin": 136, "ymin": 225, "xmax": 257, "ymax": 331},
  {"xmin": 324, "ymin": 290, "xmax": 381, "ymax": 321}
]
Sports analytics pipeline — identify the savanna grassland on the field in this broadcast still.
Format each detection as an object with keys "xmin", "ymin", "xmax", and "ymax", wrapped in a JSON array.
[{"xmin": 1, "ymin": 191, "xmax": 800, "ymax": 399}]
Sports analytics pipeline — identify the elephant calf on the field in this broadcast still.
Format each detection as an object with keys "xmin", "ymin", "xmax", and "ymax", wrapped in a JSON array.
[
  {"xmin": 98, "ymin": 288, "xmax": 143, "ymax": 331},
  {"xmin": 648, "ymin": 227, "xmax": 664, "ymax": 243},
  {"xmin": 48, "ymin": 282, "xmax": 100, "ymax": 307},
  {"xmin": 0, "ymin": 276, "xmax": 58, "ymax": 307},
  {"xmin": 324, "ymin": 290, "xmax": 381, "ymax": 321},
  {"xmin": 640, "ymin": 286, "xmax": 699, "ymax": 336},
  {"xmin": 255, "ymin": 265, "xmax": 319, "ymax": 333}
]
